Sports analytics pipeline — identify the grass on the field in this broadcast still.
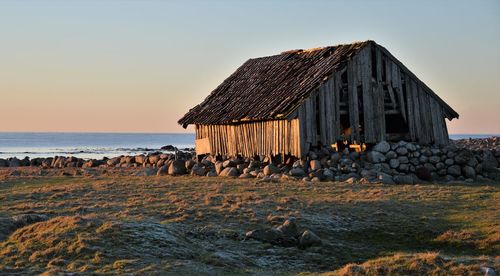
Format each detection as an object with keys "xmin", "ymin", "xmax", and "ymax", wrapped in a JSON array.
[{"xmin": 0, "ymin": 168, "xmax": 498, "ymax": 274}]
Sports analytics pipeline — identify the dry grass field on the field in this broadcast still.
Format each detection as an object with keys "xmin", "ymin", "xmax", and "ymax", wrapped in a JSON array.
[{"xmin": 0, "ymin": 168, "xmax": 498, "ymax": 275}]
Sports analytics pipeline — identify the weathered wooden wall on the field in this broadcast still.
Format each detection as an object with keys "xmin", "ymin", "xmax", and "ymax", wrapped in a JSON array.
[
  {"xmin": 195, "ymin": 119, "xmax": 301, "ymax": 157},
  {"xmin": 295, "ymin": 42, "xmax": 450, "ymax": 152}
]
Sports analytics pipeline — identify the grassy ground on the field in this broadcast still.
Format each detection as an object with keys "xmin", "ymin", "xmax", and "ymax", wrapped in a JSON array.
[{"xmin": 0, "ymin": 168, "xmax": 498, "ymax": 275}]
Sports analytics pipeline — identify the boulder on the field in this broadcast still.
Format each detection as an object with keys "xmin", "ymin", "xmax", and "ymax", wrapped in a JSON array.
[
  {"xmin": 366, "ymin": 151, "xmax": 386, "ymax": 163},
  {"xmin": 482, "ymin": 150, "xmax": 499, "ymax": 171},
  {"xmin": 389, "ymin": 159, "xmax": 400, "ymax": 169},
  {"xmin": 462, "ymin": 165, "xmax": 476, "ymax": 179},
  {"xmin": 222, "ymin": 160, "xmax": 236, "ymax": 168},
  {"xmin": 377, "ymin": 172, "xmax": 395, "ymax": 184},
  {"xmin": 219, "ymin": 167, "xmax": 239, "ymax": 177},
  {"xmin": 185, "ymin": 159, "xmax": 196, "ymax": 170},
  {"xmin": 298, "ymin": 230, "xmax": 322, "ymax": 249},
  {"xmin": 373, "ymin": 141, "xmax": 390, "ymax": 153},
  {"xmin": 148, "ymin": 155, "xmax": 160, "ymax": 165},
  {"xmin": 206, "ymin": 171, "xmax": 218, "ymax": 177},
  {"xmin": 245, "ymin": 228, "xmax": 283, "ymax": 243},
  {"xmin": 393, "ymin": 175, "xmax": 415, "ymax": 184},
  {"xmin": 215, "ymin": 161, "xmax": 224, "ymax": 175},
  {"xmin": 161, "ymin": 145, "xmax": 177, "ymax": 151},
  {"xmin": 447, "ymin": 165, "xmax": 461, "ymax": 177},
  {"xmin": 310, "ymin": 160, "xmax": 321, "ymax": 171},
  {"xmin": 276, "ymin": 218, "xmax": 299, "ymax": 237},
  {"xmin": 156, "ymin": 165, "xmax": 168, "ymax": 176},
  {"xmin": 168, "ymin": 160, "xmax": 187, "ymax": 175},
  {"xmin": 191, "ymin": 164, "xmax": 205, "ymax": 176},
  {"xmin": 263, "ymin": 164, "xmax": 280, "ymax": 176},
  {"xmin": 429, "ymin": 156, "xmax": 440, "ymax": 164},
  {"xmin": 135, "ymin": 155, "xmax": 146, "ymax": 164},
  {"xmin": 289, "ymin": 168, "xmax": 306, "ymax": 177},
  {"xmin": 385, "ymin": 151, "xmax": 398, "ymax": 160},
  {"xmin": 8, "ymin": 157, "xmax": 21, "ymax": 167},
  {"xmin": 0, "ymin": 159, "xmax": 8, "ymax": 167},
  {"xmin": 396, "ymin": 147, "xmax": 408, "ymax": 156}
]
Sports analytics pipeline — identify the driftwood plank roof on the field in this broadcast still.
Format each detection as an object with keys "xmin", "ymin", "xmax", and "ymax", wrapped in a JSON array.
[{"xmin": 179, "ymin": 40, "xmax": 457, "ymax": 126}]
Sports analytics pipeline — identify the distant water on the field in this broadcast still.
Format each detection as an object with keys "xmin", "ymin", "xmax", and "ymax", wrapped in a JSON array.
[
  {"xmin": 0, "ymin": 132, "xmax": 195, "ymax": 159},
  {"xmin": 0, "ymin": 132, "xmax": 497, "ymax": 160}
]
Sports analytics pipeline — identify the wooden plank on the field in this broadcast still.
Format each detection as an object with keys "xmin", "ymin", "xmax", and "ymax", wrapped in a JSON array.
[{"xmin": 347, "ymin": 58, "xmax": 360, "ymax": 143}]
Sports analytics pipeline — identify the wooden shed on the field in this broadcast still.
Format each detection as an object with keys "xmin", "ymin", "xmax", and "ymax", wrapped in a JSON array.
[{"xmin": 179, "ymin": 40, "xmax": 459, "ymax": 158}]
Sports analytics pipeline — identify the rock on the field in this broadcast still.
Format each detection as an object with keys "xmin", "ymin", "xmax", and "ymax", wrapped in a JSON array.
[
  {"xmin": 429, "ymin": 156, "xmax": 440, "ymax": 164},
  {"xmin": 191, "ymin": 164, "xmax": 205, "ymax": 176},
  {"xmin": 148, "ymin": 155, "xmax": 160, "ymax": 165},
  {"xmin": 168, "ymin": 160, "xmax": 187, "ymax": 175},
  {"xmin": 389, "ymin": 159, "xmax": 400, "ymax": 169},
  {"xmin": 416, "ymin": 167, "xmax": 432, "ymax": 181},
  {"xmin": 396, "ymin": 147, "xmax": 408, "ymax": 156},
  {"xmin": 311, "ymin": 177, "xmax": 321, "ymax": 182},
  {"xmin": 135, "ymin": 155, "xmax": 146, "ymax": 164},
  {"xmin": 11, "ymin": 213, "xmax": 49, "ymax": 228},
  {"xmin": 0, "ymin": 159, "xmax": 8, "ymax": 167},
  {"xmin": 107, "ymin": 157, "xmax": 120, "ymax": 166},
  {"xmin": 215, "ymin": 161, "xmax": 224, "ymax": 175},
  {"xmin": 289, "ymin": 167, "xmax": 306, "ymax": 177},
  {"xmin": 398, "ymin": 156, "xmax": 409, "ymax": 164},
  {"xmin": 276, "ymin": 218, "xmax": 299, "ymax": 237},
  {"xmin": 219, "ymin": 167, "xmax": 239, "ymax": 177},
  {"xmin": 405, "ymin": 142, "xmax": 417, "ymax": 152},
  {"xmin": 482, "ymin": 150, "xmax": 499, "ymax": 171},
  {"xmin": 156, "ymin": 165, "xmax": 168, "ymax": 176},
  {"xmin": 206, "ymin": 171, "xmax": 217, "ymax": 177},
  {"xmin": 245, "ymin": 228, "xmax": 283, "ymax": 243},
  {"xmin": 185, "ymin": 159, "xmax": 196, "ymax": 170},
  {"xmin": 161, "ymin": 145, "xmax": 177, "ymax": 151},
  {"xmin": 323, "ymin": 168, "xmax": 335, "ymax": 180},
  {"xmin": 385, "ymin": 151, "xmax": 398, "ymax": 160},
  {"xmin": 377, "ymin": 172, "xmax": 395, "ymax": 184},
  {"xmin": 366, "ymin": 151, "xmax": 386, "ymax": 163},
  {"xmin": 298, "ymin": 230, "xmax": 322, "ymax": 249},
  {"xmin": 263, "ymin": 164, "xmax": 280, "ymax": 176},
  {"xmin": 8, "ymin": 157, "xmax": 20, "ymax": 167},
  {"xmin": 310, "ymin": 160, "xmax": 321, "ymax": 171},
  {"xmin": 435, "ymin": 162, "xmax": 445, "ymax": 170},
  {"xmin": 222, "ymin": 160, "xmax": 236, "ymax": 168},
  {"xmin": 423, "ymin": 163, "xmax": 436, "ymax": 172},
  {"xmin": 373, "ymin": 141, "xmax": 390, "ymax": 153},
  {"xmin": 480, "ymin": 267, "xmax": 497, "ymax": 276},
  {"xmin": 462, "ymin": 165, "xmax": 476, "ymax": 179},
  {"xmin": 398, "ymin": 163, "xmax": 409, "ymax": 172},
  {"xmin": 239, "ymin": 173, "xmax": 253, "ymax": 179},
  {"xmin": 345, "ymin": 176, "xmax": 357, "ymax": 184},
  {"xmin": 393, "ymin": 175, "xmax": 415, "ymax": 184},
  {"xmin": 447, "ymin": 165, "xmax": 461, "ymax": 177}
]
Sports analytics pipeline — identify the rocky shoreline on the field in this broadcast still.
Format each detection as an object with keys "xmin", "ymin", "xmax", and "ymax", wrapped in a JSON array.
[{"xmin": 1, "ymin": 138, "xmax": 499, "ymax": 183}]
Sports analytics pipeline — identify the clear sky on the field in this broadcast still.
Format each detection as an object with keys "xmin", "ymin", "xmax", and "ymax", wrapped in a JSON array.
[{"xmin": 1, "ymin": 0, "xmax": 499, "ymax": 133}]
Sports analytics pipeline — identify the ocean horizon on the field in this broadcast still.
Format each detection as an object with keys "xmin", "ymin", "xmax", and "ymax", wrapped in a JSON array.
[{"xmin": 0, "ymin": 132, "xmax": 497, "ymax": 159}]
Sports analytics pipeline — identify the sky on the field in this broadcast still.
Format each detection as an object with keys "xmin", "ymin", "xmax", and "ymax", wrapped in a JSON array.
[{"xmin": 0, "ymin": 0, "xmax": 499, "ymax": 134}]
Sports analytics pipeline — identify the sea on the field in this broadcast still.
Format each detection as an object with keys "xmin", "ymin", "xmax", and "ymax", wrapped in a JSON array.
[{"xmin": 0, "ymin": 132, "xmax": 497, "ymax": 160}]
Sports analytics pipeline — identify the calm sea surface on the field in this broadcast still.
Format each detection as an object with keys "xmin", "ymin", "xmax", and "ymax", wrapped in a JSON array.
[
  {"xmin": 0, "ymin": 132, "xmax": 195, "ymax": 159},
  {"xmin": 0, "ymin": 132, "xmax": 497, "ymax": 159}
]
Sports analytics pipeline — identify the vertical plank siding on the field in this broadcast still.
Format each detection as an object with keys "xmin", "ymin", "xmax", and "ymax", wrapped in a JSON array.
[{"xmin": 195, "ymin": 119, "xmax": 301, "ymax": 157}]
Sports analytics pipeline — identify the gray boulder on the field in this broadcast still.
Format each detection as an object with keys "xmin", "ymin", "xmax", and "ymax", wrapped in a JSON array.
[
  {"xmin": 462, "ymin": 165, "xmax": 476, "ymax": 179},
  {"xmin": 8, "ymin": 157, "xmax": 20, "ymax": 167},
  {"xmin": 373, "ymin": 141, "xmax": 390, "ymax": 153},
  {"xmin": 289, "ymin": 167, "xmax": 306, "ymax": 177},
  {"xmin": 385, "ymin": 151, "xmax": 398, "ymax": 159},
  {"xmin": 298, "ymin": 230, "xmax": 322, "ymax": 249},
  {"xmin": 220, "ymin": 167, "xmax": 239, "ymax": 177},
  {"xmin": 367, "ymin": 151, "xmax": 386, "ymax": 163},
  {"xmin": 0, "ymin": 159, "xmax": 8, "ymax": 167},
  {"xmin": 482, "ymin": 150, "xmax": 499, "ymax": 171},
  {"xmin": 447, "ymin": 165, "xmax": 461, "ymax": 177},
  {"xmin": 156, "ymin": 165, "xmax": 168, "ymax": 176},
  {"xmin": 191, "ymin": 164, "xmax": 205, "ymax": 176},
  {"xmin": 168, "ymin": 160, "xmax": 187, "ymax": 175},
  {"xmin": 215, "ymin": 161, "xmax": 224, "ymax": 175},
  {"xmin": 222, "ymin": 160, "xmax": 236, "ymax": 168},
  {"xmin": 389, "ymin": 159, "xmax": 400, "ymax": 169},
  {"xmin": 393, "ymin": 175, "xmax": 415, "ymax": 184},
  {"xmin": 263, "ymin": 164, "xmax": 280, "ymax": 176},
  {"xmin": 276, "ymin": 218, "xmax": 299, "ymax": 237},
  {"xmin": 396, "ymin": 147, "xmax": 408, "ymax": 156}
]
